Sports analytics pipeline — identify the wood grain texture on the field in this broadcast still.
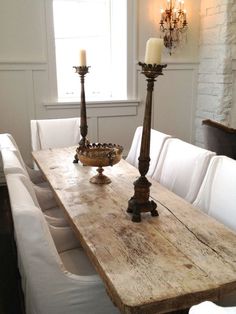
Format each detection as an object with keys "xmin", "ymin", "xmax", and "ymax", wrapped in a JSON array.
[{"xmin": 32, "ymin": 147, "xmax": 236, "ymax": 314}]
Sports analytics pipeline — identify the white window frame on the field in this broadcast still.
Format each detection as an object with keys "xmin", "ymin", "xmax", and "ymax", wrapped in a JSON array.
[{"xmin": 45, "ymin": 0, "xmax": 137, "ymax": 105}]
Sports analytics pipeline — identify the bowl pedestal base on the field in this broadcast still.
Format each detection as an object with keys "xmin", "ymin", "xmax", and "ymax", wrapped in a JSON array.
[{"xmin": 89, "ymin": 167, "xmax": 111, "ymax": 184}]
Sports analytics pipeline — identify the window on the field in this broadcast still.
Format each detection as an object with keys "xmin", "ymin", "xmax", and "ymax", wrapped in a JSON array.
[{"xmin": 52, "ymin": 0, "xmax": 134, "ymax": 102}]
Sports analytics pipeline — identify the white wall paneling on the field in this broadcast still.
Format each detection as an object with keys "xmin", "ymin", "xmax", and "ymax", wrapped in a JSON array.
[
  {"xmin": 0, "ymin": 62, "xmax": 47, "ymax": 165},
  {"xmin": 153, "ymin": 62, "xmax": 198, "ymax": 143},
  {"xmin": 0, "ymin": 1, "xmax": 47, "ymax": 63}
]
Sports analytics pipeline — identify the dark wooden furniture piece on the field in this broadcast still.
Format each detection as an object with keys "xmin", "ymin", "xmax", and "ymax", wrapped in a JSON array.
[{"xmin": 202, "ymin": 119, "xmax": 236, "ymax": 159}]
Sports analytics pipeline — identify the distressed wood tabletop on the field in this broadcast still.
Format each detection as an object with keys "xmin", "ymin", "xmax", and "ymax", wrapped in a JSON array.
[{"xmin": 32, "ymin": 146, "xmax": 236, "ymax": 314}]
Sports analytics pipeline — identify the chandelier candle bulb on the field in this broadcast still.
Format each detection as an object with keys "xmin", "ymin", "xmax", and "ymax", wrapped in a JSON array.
[
  {"xmin": 173, "ymin": 9, "xmax": 177, "ymax": 20},
  {"xmin": 160, "ymin": 8, "xmax": 164, "ymax": 20},
  {"xmin": 144, "ymin": 38, "xmax": 163, "ymax": 65},
  {"xmin": 167, "ymin": 0, "xmax": 171, "ymax": 9},
  {"xmin": 79, "ymin": 49, "xmax": 87, "ymax": 66},
  {"xmin": 184, "ymin": 9, "xmax": 187, "ymax": 20}
]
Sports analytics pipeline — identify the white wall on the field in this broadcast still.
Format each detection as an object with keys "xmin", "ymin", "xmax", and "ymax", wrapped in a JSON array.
[
  {"xmin": 0, "ymin": 0, "xmax": 201, "ymax": 166},
  {"xmin": 195, "ymin": 0, "xmax": 236, "ymax": 147},
  {"xmin": 0, "ymin": 0, "xmax": 47, "ymax": 162}
]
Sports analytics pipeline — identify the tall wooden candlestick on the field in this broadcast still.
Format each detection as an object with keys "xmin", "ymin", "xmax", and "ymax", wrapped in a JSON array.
[
  {"xmin": 127, "ymin": 62, "xmax": 167, "ymax": 222},
  {"xmin": 73, "ymin": 65, "xmax": 90, "ymax": 163}
]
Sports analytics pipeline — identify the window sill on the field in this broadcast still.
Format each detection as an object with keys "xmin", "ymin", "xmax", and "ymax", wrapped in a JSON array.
[
  {"xmin": 44, "ymin": 99, "xmax": 140, "ymax": 110},
  {"xmin": 43, "ymin": 99, "xmax": 140, "ymax": 118}
]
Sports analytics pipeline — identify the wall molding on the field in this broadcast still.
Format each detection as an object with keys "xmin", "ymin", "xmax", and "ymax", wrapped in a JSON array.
[
  {"xmin": 135, "ymin": 61, "xmax": 199, "ymax": 73},
  {"xmin": 0, "ymin": 60, "xmax": 199, "ymax": 72},
  {"xmin": 43, "ymin": 99, "xmax": 140, "ymax": 117},
  {"xmin": 164, "ymin": 62, "xmax": 199, "ymax": 70},
  {"xmin": 0, "ymin": 61, "xmax": 47, "ymax": 71}
]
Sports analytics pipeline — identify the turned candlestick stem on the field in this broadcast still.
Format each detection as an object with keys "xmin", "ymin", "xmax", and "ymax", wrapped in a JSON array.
[
  {"xmin": 73, "ymin": 65, "xmax": 90, "ymax": 163},
  {"xmin": 127, "ymin": 62, "xmax": 167, "ymax": 222}
]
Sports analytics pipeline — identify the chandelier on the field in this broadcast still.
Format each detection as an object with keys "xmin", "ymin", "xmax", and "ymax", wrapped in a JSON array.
[{"xmin": 160, "ymin": 0, "xmax": 188, "ymax": 55}]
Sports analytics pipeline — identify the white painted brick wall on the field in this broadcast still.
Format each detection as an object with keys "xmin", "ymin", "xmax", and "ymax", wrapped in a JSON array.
[{"xmin": 195, "ymin": 0, "xmax": 235, "ymax": 147}]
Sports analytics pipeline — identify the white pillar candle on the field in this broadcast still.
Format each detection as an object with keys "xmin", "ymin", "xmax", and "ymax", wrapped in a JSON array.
[
  {"xmin": 79, "ymin": 49, "xmax": 86, "ymax": 66},
  {"xmin": 144, "ymin": 38, "xmax": 163, "ymax": 65}
]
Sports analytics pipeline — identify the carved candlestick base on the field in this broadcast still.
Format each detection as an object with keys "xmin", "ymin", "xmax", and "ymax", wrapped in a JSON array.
[
  {"xmin": 127, "ymin": 62, "xmax": 167, "ymax": 222},
  {"xmin": 127, "ymin": 176, "xmax": 158, "ymax": 222}
]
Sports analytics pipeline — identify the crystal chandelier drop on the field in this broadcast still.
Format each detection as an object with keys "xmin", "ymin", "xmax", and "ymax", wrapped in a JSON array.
[{"xmin": 160, "ymin": 0, "xmax": 188, "ymax": 55}]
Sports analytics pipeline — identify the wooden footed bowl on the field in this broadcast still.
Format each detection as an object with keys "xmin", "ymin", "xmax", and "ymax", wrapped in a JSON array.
[{"xmin": 76, "ymin": 143, "xmax": 123, "ymax": 184}]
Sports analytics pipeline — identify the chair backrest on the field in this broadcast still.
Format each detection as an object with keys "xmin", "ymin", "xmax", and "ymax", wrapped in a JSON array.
[
  {"xmin": 6, "ymin": 173, "xmax": 39, "ymax": 209},
  {"xmin": 189, "ymin": 301, "xmax": 236, "ymax": 314},
  {"xmin": 126, "ymin": 126, "xmax": 171, "ymax": 177},
  {"xmin": 202, "ymin": 119, "xmax": 236, "ymax": 160},
  {"xmin": 152, "ymin": 138, "xmax": 215, "ymax": 203},
  {"xmin": 0, "ymin": 133, "xmax": 28, "ymax": 183},
  {"xmin": 0, "ymin": 134, "xmax": 13, "ymax": 184},
  {"xmin": 1, "ymin": 148, "xmax": 29, "ymax": 178},
  {"xmin": 0, "ymin": 133, "xmax": 18, "ymax": 150},
  {"xmin": 0, "ymin": 133, "xmax": 46, "ymax": 184},
  {"xmin": 193, "ymin": 156, "xmax": 236, "ymax": 232},
  {"xmin": 126, "ymin": 126, "xmax": 143, "ymax": 167},
  {"xmin": 31, "ymin": 117, "xmax": 80, "ymax": 151}
]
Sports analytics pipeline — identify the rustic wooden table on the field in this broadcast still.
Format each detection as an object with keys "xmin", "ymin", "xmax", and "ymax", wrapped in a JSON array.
[{"xmin": 33, "ymin": 146, "xmax": 236, "ymax": 314}]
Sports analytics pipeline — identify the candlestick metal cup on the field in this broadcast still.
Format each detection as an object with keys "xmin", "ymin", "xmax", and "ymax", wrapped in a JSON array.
[
  {"xmin": 127, "ymin": 62, "xmax": 167, "ymax": 222},
  {"xmin": 73, "ymin": 65, "xmax": 90, "ymax": 163}
]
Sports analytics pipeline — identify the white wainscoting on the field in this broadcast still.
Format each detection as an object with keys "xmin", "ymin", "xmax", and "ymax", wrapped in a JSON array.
[{"xmin": 0, "ymin": 62, "xmax": 48, "ymax": 164}]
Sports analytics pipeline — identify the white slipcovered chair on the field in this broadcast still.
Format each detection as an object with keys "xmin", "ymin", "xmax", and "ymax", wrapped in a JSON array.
[
  {"xmin": 126, "ymin": 126, "xmax": 143, "ymax": 166},
  {"xmin": 1, "ymin": 148, "xmax": 68, "ymax": 227},
  {"xmin": 193, "ymin": 156, "xmax": 236, "ymax": 228},
  {"xmin": 193, "ymin": 156, "xmax": 236, "ymax": 306},
  {"xmin": 126, "ymin": 126, "xmax": 171, "ymax": 177},
  {"xmin": 30, "ymin": 117, "xmax": 80, "ymax": 151},
  {"xmin": 6, "ymin": 173, "xmax": 118, "ymax": 314},
  {"xmin": 152, "ymin": 138, "xmax": 215, "ymax": 203},
  {"xmin": 0, "ymin": 133, "xmax": 45, "ymax": 184},
  {"xmin": 189, "ymin": 301, "xmax": 236, "ymax": 314},
  {"xmin": 6, "ymin": 171, "xmax": 79, "ymax": 249},
  {"xmin": 0, "ymin": 133, "xmax": 18, "ymax": 149}
]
